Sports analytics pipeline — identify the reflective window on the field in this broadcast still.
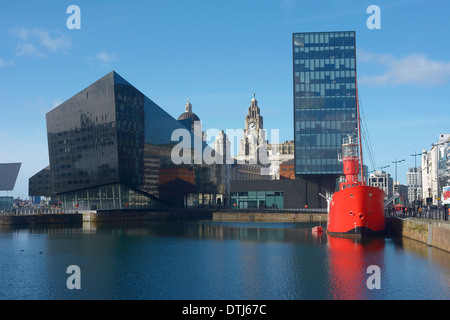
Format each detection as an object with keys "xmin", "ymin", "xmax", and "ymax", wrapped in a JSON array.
[{"xmin": 293, "ymin": 31, "xmax": 357, "ymax": 175}]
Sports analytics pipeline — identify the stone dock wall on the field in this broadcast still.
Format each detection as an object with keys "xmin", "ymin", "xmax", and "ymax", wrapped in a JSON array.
[
  {"xmin": 0, "ymin": 209, "xmax": 213, "ymax": 225},
  {"xmin": 212, "ymin": 212, "xmax": 328, "ymax": 222},
  {"xmin": 385, "ymin": 217, "xmax": 450, "ymax": 252},
  {"xmin": 82, "ymin": 209, "xmax": 213, "ymax": 222},
  {"xmin": 0, "ymin": 213, "xmax": 82, "ymax": 225}
]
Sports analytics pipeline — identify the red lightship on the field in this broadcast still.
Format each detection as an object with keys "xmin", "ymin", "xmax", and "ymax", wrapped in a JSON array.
[{"xmin": 326, "ymin": 82, "xmax": 385, "ymax": 237}]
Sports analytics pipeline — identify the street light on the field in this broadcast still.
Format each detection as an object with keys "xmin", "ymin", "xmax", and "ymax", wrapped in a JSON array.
[{"xmin": 392, "ymin": 159, "xmax": 405, "ymax": 185}]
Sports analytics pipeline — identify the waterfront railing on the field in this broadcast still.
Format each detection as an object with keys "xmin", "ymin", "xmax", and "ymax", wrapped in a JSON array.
[
  {"xmin": 0, "ymin": 208, "xmax": 79, "ymax": 215},
  {"xmin": 216, "ymin": 207, "xmax": 328, "ymax": 214},
  {"xmin": 385, "ymin": 208, "xmax": 449, "ymax": 222}
]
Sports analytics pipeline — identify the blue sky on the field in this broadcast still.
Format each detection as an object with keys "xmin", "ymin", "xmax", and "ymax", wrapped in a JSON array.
[{"xmin": 1, "ymin": 0, "xmax": 449, "ymax": 199}]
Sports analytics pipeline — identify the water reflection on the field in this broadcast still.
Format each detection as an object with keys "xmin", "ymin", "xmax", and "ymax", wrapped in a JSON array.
[
  {"xmin": 0, "ymin": 219, "xmax": 448, "ymax": 300},
  {"xmin": 326, "ymin": 236, "xmax": 385, "ymax": 300}
]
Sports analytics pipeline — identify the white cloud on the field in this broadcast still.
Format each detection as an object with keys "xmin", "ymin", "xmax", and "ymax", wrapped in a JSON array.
[
  {"xmin": 0, "ymin": 58, "xmax": 14, "ymax": 67},
  {"xmin": 95, "ymin": 50, "xmax": 117, "ymax": 64},
  {"xmin": 85, "ymin": 50, "xmax": 118, "ymax": 67},
  {"xmin": 36, "ymin": 30, "xmax": 71, "ymax": 52},
  {"xmin": 15, "ymin": 42, "xmax": 45, "ymax": 58},
  {"xmin": 11, "ymin": 27, "xmax": 72, "ymax": 58},
  {"xmin": 358, "ymin": 49, "xmax": 450, "ymax": 86}
]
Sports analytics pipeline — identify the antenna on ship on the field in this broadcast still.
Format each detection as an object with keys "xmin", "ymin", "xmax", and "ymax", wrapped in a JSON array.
[{"xmin": 355, "ymin": 71, "xmax": 364, "ymax": 185}]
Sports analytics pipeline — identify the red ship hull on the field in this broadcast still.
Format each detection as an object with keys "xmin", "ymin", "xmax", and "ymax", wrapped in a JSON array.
[{"xmin": 327, "ymin": 185, "xmax": 385, "ymax": 237}]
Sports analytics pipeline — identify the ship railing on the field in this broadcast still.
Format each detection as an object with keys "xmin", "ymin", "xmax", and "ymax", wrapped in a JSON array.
[
  {"xmin": 338, "ymin": 153, "xmax": 359, "ymax": 162},
  {"xmin": 342, "ymin": 135, "xmax": 357, "ymax": 145}
]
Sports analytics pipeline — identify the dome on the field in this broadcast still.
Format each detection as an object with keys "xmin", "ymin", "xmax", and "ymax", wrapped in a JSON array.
[
  {"xmin": 177, "ymin": 98, "xmax": 200, "ymax": 122},
  {"xmin": 177, "ymin": 111, "xmax": 200, "ymax": 122}
]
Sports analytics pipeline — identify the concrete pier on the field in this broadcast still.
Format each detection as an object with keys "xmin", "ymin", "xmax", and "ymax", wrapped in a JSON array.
[
  {"xmin": 385, "ymin": 217, "xmax": 450, "ymax": 252},
  {"xmin": 0, "ymin": 209, "xmax": 213, "ymax": 226},
  {"xmin": 0, "ymin": 213, "xmax": 82, "ymax": 225},
  {"xmin": 212, "ymin": 212, "xmax": 328, "ymax": 222},
  {"xmin": 83, "ymin": 209, "xmax": 213, "ymax": 222}
]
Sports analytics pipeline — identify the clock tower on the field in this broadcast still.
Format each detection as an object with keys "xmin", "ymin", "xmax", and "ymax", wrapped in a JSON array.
[
  {"xmin": 245, "ymin": 93, "xmax": 263, "ymax": 138},
  {"xmin": 237, "ymin": 93, "xmax": 267, "ymax": 162}
]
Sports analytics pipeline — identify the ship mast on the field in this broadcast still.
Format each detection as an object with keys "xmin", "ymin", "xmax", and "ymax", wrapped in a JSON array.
[{"xmin": 355, "ymin": 72, "xmax": 364, "ymax": 185}]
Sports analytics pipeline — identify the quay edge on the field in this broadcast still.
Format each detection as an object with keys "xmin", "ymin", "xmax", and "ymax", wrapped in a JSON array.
[
  {"xmin": 82, "ymin": 209, "xmax": 213, "ymax": 222},
  {"xmin": 385, "ymin": 217, "xmax": 450, "ymax": 253},
  {"xmin": 212, "ymin": 212, "xmax": 328, "ymax": 222},
  {"xmin": 0, "ymin": 209, "xmax": 214, "ymax": 226},
  {"xmin": 0, "ymin": 213, "xmax": 82, "ymax": 225}
]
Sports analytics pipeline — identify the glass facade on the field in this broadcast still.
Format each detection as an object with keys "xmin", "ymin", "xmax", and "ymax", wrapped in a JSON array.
[
  {"xmin": 29, "ymin": 166, "xmax": 52, "ymax": 197},
  {"xmin": 293, "ymin": 31, "xmax": 357, "ymax": 176},
  {"xmin": 36, "ymin": 71, "xmax": 226, "ymax": 209},
  {"xmin": 230, "ymin": 191, "xmax": 284, "ymax": 209},
  {"xmin": 52, "ymin": 183, "xmax": 158, "ymax": 210},
  {"xmin": 0, "ymin": 197, "xmax": 13, "ymax": 211}
]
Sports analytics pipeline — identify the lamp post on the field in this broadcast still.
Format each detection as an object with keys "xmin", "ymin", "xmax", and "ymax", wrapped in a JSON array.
[
  {"xmin": 392, "ymin": 159, "xmax": 405, "ymax": 185},
  {"xmin": 392, "ymin": 159, "xmax": 405, "ymax": 201}
]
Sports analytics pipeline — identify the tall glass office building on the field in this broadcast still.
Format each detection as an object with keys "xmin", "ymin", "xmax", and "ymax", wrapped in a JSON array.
[
  {"xmin": 293, "ymin": 31, "xmax": 357, "ymax": 177},
  {"xmin": 29, "ymin": 71, "xmax": 226, "ymax": 210}
]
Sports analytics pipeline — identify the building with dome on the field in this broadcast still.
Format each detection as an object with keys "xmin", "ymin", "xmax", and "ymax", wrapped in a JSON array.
[
  {"xmin": 177, "ymin": 99, "xmax": 205, "ymax": 141},
  {"xmin": 28, "ymin": 71, "xmax": 226, "ymax": 209}
]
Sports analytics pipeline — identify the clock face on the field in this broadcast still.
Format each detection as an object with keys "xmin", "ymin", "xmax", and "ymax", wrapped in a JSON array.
[{"xmin": 249, "ymin": 122, "xmax": 256, "ymax": 130}]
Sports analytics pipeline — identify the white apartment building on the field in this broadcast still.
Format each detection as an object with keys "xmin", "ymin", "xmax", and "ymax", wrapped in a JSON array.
[
  {"xmin": 368, "ymin": 170, "xmax": 393, "ymax": 200},
  {"xmin": 406, "ymin": 167, "xmax": 422, "ymax": 205},
  {"xmin": 421, "ymin": 134, "xmax": 450, "ymax": 206}
]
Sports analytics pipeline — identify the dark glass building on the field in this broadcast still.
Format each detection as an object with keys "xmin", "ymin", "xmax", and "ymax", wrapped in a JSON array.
[
  {"xmin": 29, "ymin": 166, "xmax": 52, "ymax": 197},
  {"xmin": 293, "ymin": 31, "xmax": 357, "ymax": 177},
  {"xmin": 0, "ymin": 163, "xmax": 21, "ymax": 191},
  {"xmin": 30, "ymin": 71, "xmax": 226, "ymax": 210}
]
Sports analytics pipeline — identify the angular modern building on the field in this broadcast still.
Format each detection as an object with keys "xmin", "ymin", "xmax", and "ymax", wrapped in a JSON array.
[
  {"xmin": 0, "ymin": 162, "xmax": 21, "ymax": 210},
  {"xmin": 29, "ymin": 71, "xmax": 226, "ymax": 210},
  {"xmin": 293, "ymin": 31, "xmax": 358, "ymax": 194},
  {"xmin": 0, "ymin": 163, "xmax": 21, "ymax": 191}
]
